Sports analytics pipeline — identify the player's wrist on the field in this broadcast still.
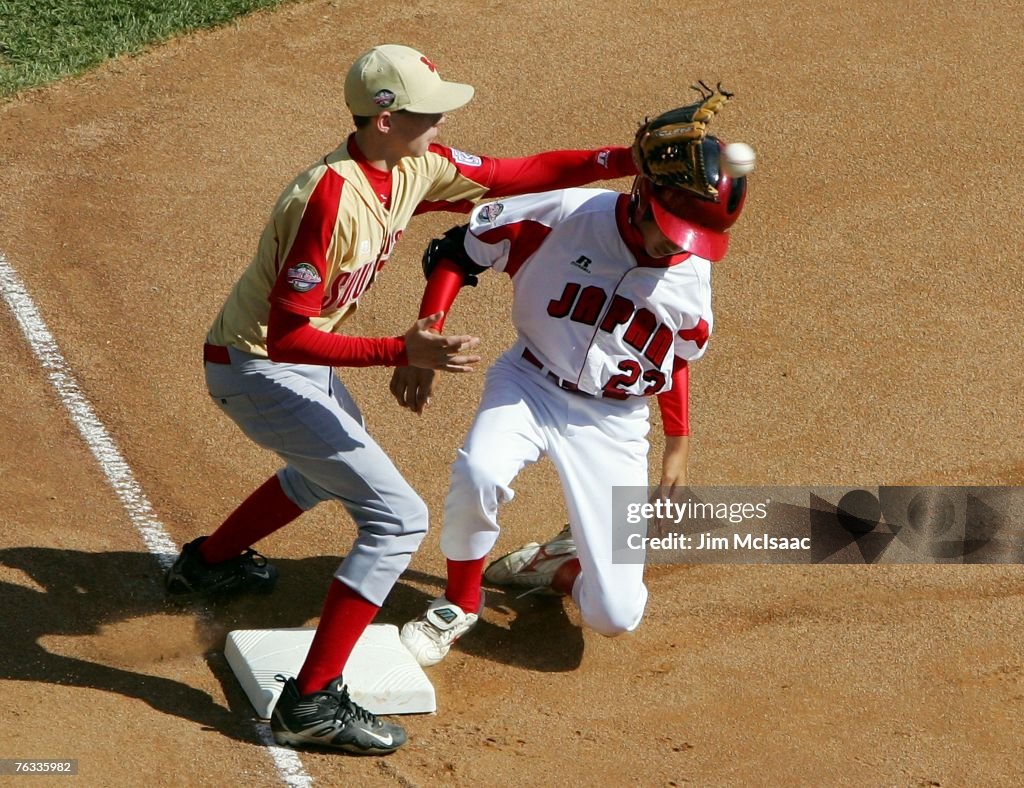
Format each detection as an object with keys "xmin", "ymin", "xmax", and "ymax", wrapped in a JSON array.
[
  {"xmin": 393, "ymin": 336, "xmax": 410, "ymax": 366},
  {"xmin": 607, "ymin": 146, "xmax": 639, "ymax": 177}
]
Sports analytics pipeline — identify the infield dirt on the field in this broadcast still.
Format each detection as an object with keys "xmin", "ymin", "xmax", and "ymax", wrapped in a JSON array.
[{"xmin": 2, "ymin": 1, "xmax": 1022, "ymax": 785}]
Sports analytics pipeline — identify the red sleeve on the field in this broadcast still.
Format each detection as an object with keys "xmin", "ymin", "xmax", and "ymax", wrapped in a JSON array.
[
  {"xmin": 417, "ymin": 260, "xmax": 466, "ymax": 331},
  {"xmin": 414, "ymin": 198, "xmax": 476, "ymax": 216},
  {"xmin": 266, "ymin": 303, "xmax": 408, "ymax": 367},
  {"xmin": 656, "ymin": 359, "xmax": 690, "ymax": 436},
  {"xmin": 269, "ymin": 168, "xmax": 345, "ymax": 316},
  {"xmin": 482, "ymin": 147, "xmax": 636, "ymax": 196},
  {"xmin": 413, "ymin": 146, "xmax": 636, "ymax": 215}
]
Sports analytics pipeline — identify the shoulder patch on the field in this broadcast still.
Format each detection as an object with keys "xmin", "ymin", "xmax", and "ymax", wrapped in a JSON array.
[
  {"xmin": 478, "ymin": 202, "xmax": 504, "ymax": 223},
  {"xmin": 286, "ymin": 262, "xmax": 322, "ymax": 292},
  {"xmin": 450, "ymin": 148, "xmax": 483, "ymax": 167}
]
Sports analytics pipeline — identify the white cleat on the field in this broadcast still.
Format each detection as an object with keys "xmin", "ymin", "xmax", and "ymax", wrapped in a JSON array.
[
  {"xmin": 400, "ymin": 595, "xmax": 481, "ymax": 667},
  {"xmin": 483, "ymin": 525, "xmax": 577, "ymax": 596}
]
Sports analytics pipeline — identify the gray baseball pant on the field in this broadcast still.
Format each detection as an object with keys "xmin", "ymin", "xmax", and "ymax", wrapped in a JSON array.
[{"xmin": 204, "ymin": 347, "xmax": 427, "ymax": 606}]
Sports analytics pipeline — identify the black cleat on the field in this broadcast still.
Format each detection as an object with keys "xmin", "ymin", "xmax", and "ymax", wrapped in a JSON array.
[
  {"xmin": 164, "ymin": 536, "xmax": 278, "ymax": 596},
  {"xmin": 270, "ymin": 674, "xmax": 407, "ymax": 755}
]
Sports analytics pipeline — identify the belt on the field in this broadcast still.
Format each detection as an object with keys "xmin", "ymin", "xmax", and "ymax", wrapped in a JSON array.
[
  {"xmin": 520, "ymin": 347, "xmax": 629, "ymax": 401},
  {"xmin": 203, "ymin": 343, "xmax": 231, "ymax": 365},
  {"xmin": 521, "ymin": 347, "xmax": 584, "ymax": 394}
]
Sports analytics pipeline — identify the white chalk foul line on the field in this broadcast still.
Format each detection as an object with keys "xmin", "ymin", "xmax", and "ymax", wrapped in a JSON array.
[
  {"xmin": 0, "ymin": 254, "xmax": 177, "ymax": 565},
  {"xmin": 0, "ymin": 251, "xmax": 312, "ymax": 788},
  {"xmin": 255, "ymin": 723, "xmax": 314, "ymax": 788}
]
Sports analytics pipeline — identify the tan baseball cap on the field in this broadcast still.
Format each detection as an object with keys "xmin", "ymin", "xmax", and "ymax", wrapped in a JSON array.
[{"xmin": 345, "ymin": 45, "xmax": 475, "ymax": 116}]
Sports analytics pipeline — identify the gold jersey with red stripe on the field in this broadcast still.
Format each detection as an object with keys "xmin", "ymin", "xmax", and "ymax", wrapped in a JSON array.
[{"xmin": 206, "ymin": 136, "xmax": 634, "ymax": 356}]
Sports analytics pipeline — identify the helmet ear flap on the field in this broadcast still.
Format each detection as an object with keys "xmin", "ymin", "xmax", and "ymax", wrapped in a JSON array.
[
  {"xmin": 726, "ymin": 175, "xmax": 747, "ymax": 215},
  {"xmin": 629, "ymin": 175, "xmax": 648, "ymax": 222},
  {"xmin": 700, "ymin": 136, "xmax": 722, "ymax": 194}
]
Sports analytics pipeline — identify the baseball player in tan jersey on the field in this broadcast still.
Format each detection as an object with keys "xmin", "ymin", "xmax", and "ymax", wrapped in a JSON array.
[{"xmin": 162, "ymin": 43, "xmax": 638, "ymax": 754}]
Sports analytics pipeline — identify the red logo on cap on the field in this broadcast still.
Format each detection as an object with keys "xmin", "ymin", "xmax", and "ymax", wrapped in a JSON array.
[{"xmin": 420, "ymin": 56, "xmax": 438, "ymax": 73}]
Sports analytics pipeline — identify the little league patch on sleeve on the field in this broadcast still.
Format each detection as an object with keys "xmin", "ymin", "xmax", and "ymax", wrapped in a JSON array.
[
  {"xmin": 451, "ymin": 148, "xmax": 483, "ymax": 167},
  {"xmin": 479, "ymin": 203, "xmax": 504, "ymax": 222},
  {"xmin": 286, "ymin": 262, "xmax": 322, "ymax": 292}
]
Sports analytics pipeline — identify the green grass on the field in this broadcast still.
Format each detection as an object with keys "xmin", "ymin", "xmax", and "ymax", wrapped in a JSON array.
[{"xmin": 0, "ymin": 0, "xmax": 293, "ymax": 97}]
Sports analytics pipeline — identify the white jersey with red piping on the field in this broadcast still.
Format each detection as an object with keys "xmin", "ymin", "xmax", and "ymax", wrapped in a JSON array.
[{"xmin": 463, "ymin": 188, "xmax": 713, "ymax": 399}]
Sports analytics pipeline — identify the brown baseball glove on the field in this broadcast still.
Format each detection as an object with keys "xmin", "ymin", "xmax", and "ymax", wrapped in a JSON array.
[{"xmin": 632, "ymin": 81, "xmax": 734, "ymax": 198}]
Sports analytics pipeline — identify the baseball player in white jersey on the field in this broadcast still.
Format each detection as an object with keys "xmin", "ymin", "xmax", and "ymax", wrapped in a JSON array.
[
  {"xmin": 396, "ymin": 126, "xmax": 750, "ymax": 667},
  {"xmin": 162, "ymin": 43, "xmax": 638, "ymax": 754}
]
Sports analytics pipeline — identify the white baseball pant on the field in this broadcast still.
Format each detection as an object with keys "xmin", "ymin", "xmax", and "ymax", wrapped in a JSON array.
[{"xmin": 441, "ymin": 342, "xmax": 650, "ymax": 636}]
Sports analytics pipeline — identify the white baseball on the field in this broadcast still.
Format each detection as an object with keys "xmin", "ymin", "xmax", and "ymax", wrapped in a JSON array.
[{"xmin": 723, "ymin": 142, "xmax": 756, "ymax": 177}]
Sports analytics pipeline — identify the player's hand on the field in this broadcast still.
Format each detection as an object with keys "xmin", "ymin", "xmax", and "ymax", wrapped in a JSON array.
[
  {"xmin": 658, "ymin": 435, "xmax": 690, "ymax": 494},
  {"xmin": 650, "ymin": 435, "xmax": 690, "ymax": 536},
  {"xmin": 390, "ymin": 366, "xmax": 436, "ymax": 414},
  {"xmin": 404, "ymin": 312, "xmax": 481, "ymax": 372}
]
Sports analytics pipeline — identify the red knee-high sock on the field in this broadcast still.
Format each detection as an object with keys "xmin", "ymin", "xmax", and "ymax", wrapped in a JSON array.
[
  {"xmin": 444, "ymin": 557, "xmax": 486, "ymax": 613},
  {"xmin": 552, "ymin": 558, "xmax": 581, "ymax": 596},
  {"xmin": 296, "ymin": 579, "xmax": 380, "ymax": 696},
  {"xmin": 199, "ymin": 474, "xmax": 303, "ymax": 564}
]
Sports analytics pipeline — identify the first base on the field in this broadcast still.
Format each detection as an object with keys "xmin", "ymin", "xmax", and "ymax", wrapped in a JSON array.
[{"xmin": 224, "ymin": 624, "xmax": 436, "ymax": 719}]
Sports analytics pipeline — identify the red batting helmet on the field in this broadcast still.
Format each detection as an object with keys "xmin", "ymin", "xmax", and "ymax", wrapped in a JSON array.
[{"xmin": 632, "ymin": 136, "xmax": 747, "ymax": 262}]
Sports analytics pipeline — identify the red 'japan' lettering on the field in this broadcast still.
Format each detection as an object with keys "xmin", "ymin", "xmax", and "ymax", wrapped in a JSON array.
[
  {"xmin": 547, "ymin": 280, "xmax": 706, "ymax": 397},
  {"xmin": 570, "ymin": 286, "xmax": 607, "ymax": 325},
  {"xmin": 623, "ymin": 308, "xmax": 657, "ymax": 352},
  {"xmin": 547, "ymin": 282, "xmax": 580, "ymax": 318},
  {"xmin": 644, "ymin": 325, "xmax": 674, "ymax": 367},
  {"xmin": 599, "ymin": 295, "xmax": 633, "ymax": 333}
]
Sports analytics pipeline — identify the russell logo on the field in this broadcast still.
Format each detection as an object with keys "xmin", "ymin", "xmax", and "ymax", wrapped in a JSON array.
[{"xmin": 286, "ymin": 262, "xmax": 322, "ymax": 292}]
